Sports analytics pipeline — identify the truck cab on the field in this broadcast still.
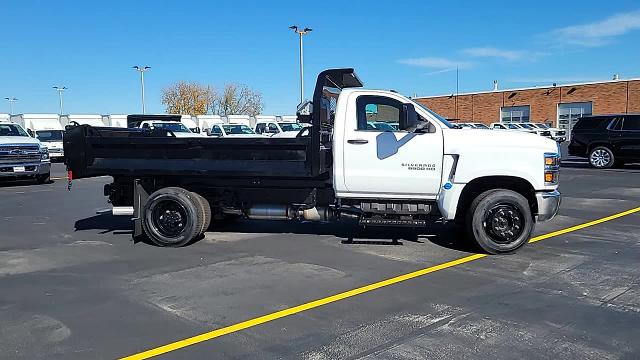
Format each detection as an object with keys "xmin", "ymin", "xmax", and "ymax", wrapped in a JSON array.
[
  {"xmin": 210, "ymin": 123, "xmax": 259, "ymax": 138},
  {"xmin": 254, "ymin": 119, "xmax": 305, "ymax": 137},
  {"xmin": 139, "ymin": 120, "xmax": 205, "ymax": 138}
]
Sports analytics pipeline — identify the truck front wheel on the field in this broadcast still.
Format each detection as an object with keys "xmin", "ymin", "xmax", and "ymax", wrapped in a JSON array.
[
  {"xmin": 466, "ymin": 189, "xmax": 534, "ymax": 254},
  {"xmin": 142, "ymin": 187, "xmax": 205, "ymax": 247}
]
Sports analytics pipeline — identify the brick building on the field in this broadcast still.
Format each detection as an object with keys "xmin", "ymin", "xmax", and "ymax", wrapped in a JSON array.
[{"xmin": 414, "ymin": 77, "xmax": 640, "ymax": 135}]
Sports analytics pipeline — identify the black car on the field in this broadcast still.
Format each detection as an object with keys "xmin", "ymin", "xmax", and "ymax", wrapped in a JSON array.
[{"xmin": 569, "ymin": 114, "xmax": 640, "ymax": 168}]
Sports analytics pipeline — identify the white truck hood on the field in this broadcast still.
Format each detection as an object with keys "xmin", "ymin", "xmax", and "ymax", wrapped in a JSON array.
[
  {"xmin": 443, "ymin": 128, "xmax": 558, "ymax": 153},
  {"xmin": 442, "ymin": 128, "xmax": 559, "ymax": 190},
  {"xmin": 172, "ymin": 132, "xmax": 206, "ymax": 138},
  {"xmin": 40, "ymin": 141, "xmax": 64, "ymax": 149},
  {"xmin": 0, "ymin": 136, "xmax": 42, "ymax": 146}
]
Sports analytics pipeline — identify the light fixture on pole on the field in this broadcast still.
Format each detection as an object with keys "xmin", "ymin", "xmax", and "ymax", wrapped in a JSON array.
[
  {"xmin": 289, "ymin": 25, "xmax": 312, "ymax": 104},
  {"xmin": 132, "ymin": 66, "xmax": 151, "ymax": 114},
  {"xmin": 4, "ymin": 97, "xmax": 18, "ymax": 115},
  {"xmin": 52, "ymin": 86, "xmax": 67, "ymax": 115}
]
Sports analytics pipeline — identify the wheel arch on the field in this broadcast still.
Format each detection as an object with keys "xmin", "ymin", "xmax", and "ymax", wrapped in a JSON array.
[{"xmin": 455, "ymin": 176, "xmax": 537, "ymax": 223}]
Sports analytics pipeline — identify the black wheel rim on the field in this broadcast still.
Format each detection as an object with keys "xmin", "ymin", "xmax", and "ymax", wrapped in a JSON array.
[
  {"xmin": 482, "ymin": 203, "xmax": 525, "ymax": 244},
  {"xmin": 151, "ymin": 199, "xmax": 188, "ymax": 238}
]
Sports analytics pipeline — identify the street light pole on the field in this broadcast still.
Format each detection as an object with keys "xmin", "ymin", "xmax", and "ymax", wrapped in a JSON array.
[
  {"xmin": 52, "ymin": 86, "xmax": 67, "ymax": 115},
  {"xmin": 132, "ymin": 66, "xmax": 151, "ymax": 114},
  {"xmin": 4, "ymin": 97, "xmax": 18, "ymax": 115},
  {"xmin": 289, "ymin": 25, "xmax": 312, "ymax": 104}
]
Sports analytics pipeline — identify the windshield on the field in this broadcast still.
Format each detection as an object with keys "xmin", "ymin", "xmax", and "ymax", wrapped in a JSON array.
[
  {"xmin": 534, "ymin": 123, "xmax": 549, "ymax": 129},
  {"xmin": 506, "ymin": 123, "xmax": 521, "ymax": 129},
  {"xmin": 152, "ymin": 123, "xmax": 191, "ymax": 133},
  {"xmin": 222, "ymin": 125, "xmax": 255, "ymax": 134},
  {"xmin": 36, "ymin": 130, "xmax": 64, "ymax": 141},
  {"xmin": 472, "ymin": 123, "xmax": 488, "ymax": 129},
  {"xmin": 413, "ymin": 102, "xmax": 456, "ymax": 128},
  {"xmin": 280, "ymin": 123, "xmax": 303, "ymax": 132},
  {"xmin": 0, "ymin": 123, "xmax": 29, "ymax": 137},
  {"xmin": 519, "ymin": 123, "xmax": 534, "ymax": 129}
]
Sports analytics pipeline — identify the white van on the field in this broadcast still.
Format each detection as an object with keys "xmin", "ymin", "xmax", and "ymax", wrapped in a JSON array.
[{"xmin": 20, "ymin": 114, "xmax": 65, "ymax": 161}]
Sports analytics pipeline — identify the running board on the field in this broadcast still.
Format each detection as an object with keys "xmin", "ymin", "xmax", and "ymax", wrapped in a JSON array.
[{"xmin": 359, "ymin": 218, "xmax": 427, "ymax": 227}]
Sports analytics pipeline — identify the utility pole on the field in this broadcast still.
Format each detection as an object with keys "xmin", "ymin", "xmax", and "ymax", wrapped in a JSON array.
[
  {"xmin": 132, "ymin": 66, "xmax": 151, "ymax": 114},
  {"xmin": 455, "ymin": 67, "xmax": 459, "ymax": 120},
  {"xmin": 289, "ymin": 25, "xmax": 312, "ymax": 104},
  {"xmin": 53, "ymin": 86, "xmax": 67, "ymax": 115},
  {"xmin": 4, "ymin": 97, "xmax": 18, "ymax": 115}
]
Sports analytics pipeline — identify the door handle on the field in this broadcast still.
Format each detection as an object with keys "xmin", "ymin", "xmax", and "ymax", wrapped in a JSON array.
[{"xmin": 347, "ymin": 139, "xmax": 368, "ymax": 144}]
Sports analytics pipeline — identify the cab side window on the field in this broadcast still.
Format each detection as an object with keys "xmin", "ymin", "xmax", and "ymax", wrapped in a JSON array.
[
  {"xmin": 255, "ymin": 123, "xmax": 266, "ymax": 134},
  {"xmin": 622, "ymin": 115, "xmax": 640, "ymax": 131},
  {"xmin": 356, "ymin": 95, "xmax": 403, "ymax": 132},
  {"xmin": 267, "ymin": 123, "xmax": 279, "ymax": 133},
  {"xmin": 211, "ymin": 125, "xmax": 222, "ymax": 136}
]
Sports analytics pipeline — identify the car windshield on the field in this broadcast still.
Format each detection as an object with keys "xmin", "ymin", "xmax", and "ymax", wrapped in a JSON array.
[
  {"xmin": 458, "ymin": 123, "xmax": 471, "ymax": 128},
  {"xmin": 473, "ymin": 123, "xmax": 489, "ymax": 129},
  {"xmin": 519, "ymin": 123, "xmax": 534, "ymax": 129},
  {"xmin": 152, "ymin": 123, "xmax": 191, "ymax": 133},
  {"xmin": 223, "ymin": 125, "xmax": 254, "ymax": 134},
  {"xmin": 506, "ymin": 123, "xmax": 521, "ymax": 129},
  {"xmin": 36, "ymin": 130, "xmax": 64, "ymax": 141},
  {"xmin": 413, "ymin": 102, "xmax": 456, "ymax": 128},
  {"xmin": 534, "ymin": 123, "xmax": 549, "ymax": 129},
  {"xmin": 280, "ymin": 123, "xmax": 303, "ymax": 132},
  {"xmin": 0, "ymin": 123, "xmax": 29, "ymax": 137}
]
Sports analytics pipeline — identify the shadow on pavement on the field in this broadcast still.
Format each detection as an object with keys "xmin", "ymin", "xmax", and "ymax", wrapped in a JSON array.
[
  {"xmin": 73, "ymin": 213, "xmax": 478, "ymax": 253},
  {"xmin": 74, "ymin": 213, "xmax": 133, "ymax": 235}
]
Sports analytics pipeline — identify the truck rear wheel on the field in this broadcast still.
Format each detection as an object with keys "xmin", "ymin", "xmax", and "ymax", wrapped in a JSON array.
[
  {"xmin": 466, "ymin": 189, "xmax": 533, "ymax": 254},
  {"xmin": 142, "ymin": 187, "xmax": 205, "ymax": 247},
  {"xmin": 191, "ymin": 192, "xmax": 212, "ymax": 233}
]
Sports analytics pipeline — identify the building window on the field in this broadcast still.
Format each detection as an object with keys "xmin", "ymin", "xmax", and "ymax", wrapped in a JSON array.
[
  {"xmin": 501, "ymin": 106, "xmax": 530, "ymax": 123},
  {"xmin": 558, "ymin": 102, "xmax": 592, "ymax": 137}
]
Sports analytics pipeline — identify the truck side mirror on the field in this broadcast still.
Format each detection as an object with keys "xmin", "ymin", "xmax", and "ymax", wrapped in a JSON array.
[
  {"xmin": 194, "ymin": 127, "xmax": 201, "ymax": 133},
  {"xmin": 297, "ymin": 100, "xmax": 313, "ymax": 123},
  {"xmin": 401, "ymin": 103, "xmax": 419, "ymax": 130}
]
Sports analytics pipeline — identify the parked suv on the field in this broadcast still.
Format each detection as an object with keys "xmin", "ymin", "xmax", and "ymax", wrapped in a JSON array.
[{"xmin": 569, "ymin": 114, "xmax": 640, "ymax": 168}]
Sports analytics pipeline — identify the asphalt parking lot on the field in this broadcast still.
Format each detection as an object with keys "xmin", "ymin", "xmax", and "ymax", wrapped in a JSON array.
[{"xmin": 1, "ymin": 157, "xmax": 640, "ymax": 359}]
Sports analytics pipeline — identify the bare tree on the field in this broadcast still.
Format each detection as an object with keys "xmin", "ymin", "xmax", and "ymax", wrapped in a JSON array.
[
  {"xmin": 161, "ymin": 81, "xmax": 216, "ymax": 115},
  {"xmin": 212, "ymin": 83, "xmax": 264, "ymax": 116}
]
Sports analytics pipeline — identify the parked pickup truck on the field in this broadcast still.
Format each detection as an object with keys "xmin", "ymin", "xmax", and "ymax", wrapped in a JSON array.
[
  {"xmin": 64, "ymin": 68, "xmax": 561, "ymax": 254},
  {"xmin": 0, "ymin": 120, "xmax": 51, "ymax": 183}
]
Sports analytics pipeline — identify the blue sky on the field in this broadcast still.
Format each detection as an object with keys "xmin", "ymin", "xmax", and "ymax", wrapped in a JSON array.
[{"xmin": 1, "ymin": 1, "xmax": 640, "ymax": 115}]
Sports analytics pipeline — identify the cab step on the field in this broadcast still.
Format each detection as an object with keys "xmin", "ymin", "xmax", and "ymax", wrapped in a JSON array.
[{"xmin": 359, "ymin": 218, "xmax": 427, "ymax": 227}]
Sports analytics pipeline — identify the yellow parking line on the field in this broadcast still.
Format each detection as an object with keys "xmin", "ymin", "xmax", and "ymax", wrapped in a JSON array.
[{"xmin": 120, "ymin": 207, "xmax": 640, "ymax": 360}]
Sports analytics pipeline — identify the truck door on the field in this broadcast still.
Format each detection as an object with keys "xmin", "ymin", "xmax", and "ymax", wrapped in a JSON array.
[{"xmin": 342, "ymin": 95, "xmax": 444, "ymax": 198}]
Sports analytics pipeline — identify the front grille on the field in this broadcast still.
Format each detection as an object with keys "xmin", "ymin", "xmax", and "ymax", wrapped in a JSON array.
[
  {"xmin": 541, "ymin": 131, "xmax": 551, "ymax": 136},
  {"xmin": 0, "ymin": 145, "xmax": 41, "ymax": 165}
]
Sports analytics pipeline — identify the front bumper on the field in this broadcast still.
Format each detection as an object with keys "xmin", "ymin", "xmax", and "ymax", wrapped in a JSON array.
[
  {"xmin": 536, "ymin": 190, "xmax": 561, "ymax": 221},
  {"xmin": 0, "ymin": 162, "xmax": 50, "ymax": 178}
]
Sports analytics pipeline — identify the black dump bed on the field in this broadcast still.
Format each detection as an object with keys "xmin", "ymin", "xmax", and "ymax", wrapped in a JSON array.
[
  {"xmin": 64, "ymin": 126, "xmax": 314, "ymax": 179},
  {"xmin": 64, "ymin": 68, "xmax": 363, "ymax": 181}
]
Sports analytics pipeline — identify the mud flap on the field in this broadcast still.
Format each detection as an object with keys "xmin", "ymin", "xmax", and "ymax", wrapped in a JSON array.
[{"xmin": 133, "ymin": 179, "xmax": 150, "ymax": 241}]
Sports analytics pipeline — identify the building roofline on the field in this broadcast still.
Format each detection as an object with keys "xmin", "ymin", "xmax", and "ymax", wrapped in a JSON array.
[{"xmin": 414, "ymin": 77, "xmax": 640, "ymax": 100}]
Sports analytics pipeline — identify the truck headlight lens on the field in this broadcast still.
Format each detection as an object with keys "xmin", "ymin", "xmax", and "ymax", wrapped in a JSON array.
[
  {"xmin": 544, "ymin": 152, "xmax": 560, "ymax": 185},
  {"xmin": 40, "ymin": 149, "xmax": 49, "ymax": 160}
]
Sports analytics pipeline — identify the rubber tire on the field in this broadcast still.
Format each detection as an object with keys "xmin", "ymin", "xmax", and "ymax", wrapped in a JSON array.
[
  {"xmin": 191, "ymin": 192, "xmax": 212, "ymax": 233},
  {"xmin": 142, "ymin": 187, "xmax": 205, "ymax": 247},
  {"xmin": 589, "ymin": 146, "xmax": 615, "ymax": 169},
  {"xmin": 466, "ymin": 189, "xmax": 534, "ymax": 254},
  {"xmin": 36, "ymin": 172, "xmax": 50, "ymax": 184}
]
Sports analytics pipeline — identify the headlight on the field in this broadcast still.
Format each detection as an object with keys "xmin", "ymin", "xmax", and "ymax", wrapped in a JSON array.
[
  {"xmin": 544, "ymin": 152, "xmax": 560, "ymax": 185},
  {"xmin": 40, "ymin": 148, "xmax": 49, "ymax": 160}
]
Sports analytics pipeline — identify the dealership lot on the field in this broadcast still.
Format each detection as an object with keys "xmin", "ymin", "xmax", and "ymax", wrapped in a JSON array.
[{"xmin": 1, "ymin": 161, "xmax": 639, "ymax": 359}]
